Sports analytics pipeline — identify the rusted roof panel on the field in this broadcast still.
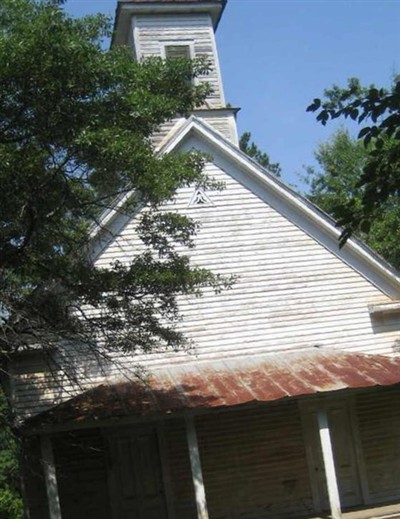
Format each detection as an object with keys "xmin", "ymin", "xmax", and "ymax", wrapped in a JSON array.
[{"xmin": 24, "ymin": 349, "xmax": 400, "ymax": 428}]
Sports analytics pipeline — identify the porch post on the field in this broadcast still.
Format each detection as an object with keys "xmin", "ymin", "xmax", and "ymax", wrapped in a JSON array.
[
  {"xmin": 317, "ymin": 410, "xmax": 342, "ymax": 519},
  {"xmin": 40, "ymin": 435, "xmax": 62, "ymax": 519},
  {"xmin": 185, "ymin": 415, "xmax": 209, "ymax": 519}
]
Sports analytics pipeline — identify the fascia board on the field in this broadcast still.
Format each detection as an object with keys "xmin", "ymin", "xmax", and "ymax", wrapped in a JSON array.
[
  {"xmin": 164, "ymin": 117, "xmax": 400, "ymax": 299},
  {"xmin": 113, "ymin": 1, "xmax": 225, "ymax": 46},
  {"xmin": 369, "ymin": 302, "xmax": 400, "ymax": 316},
  {"xmin": 88, "ymin": 117, "xmax": 195, "ymax": 245},
  {"xmin": 120, "ymin": 2, "xmax": 224, "ymax": 26},
  {"xmin": 88, "ymin": 190, "xmax": 134, "ymax": 241},
  {"xmin": 88, "ymin": 114, "xmax": 400, "ymax": 298},
  {"xmin": 89, "ymin": 115, "xmax": 224, "ymax": 243}
]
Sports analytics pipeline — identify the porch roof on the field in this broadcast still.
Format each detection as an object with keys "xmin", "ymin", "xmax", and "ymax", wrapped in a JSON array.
[{"xmin": 24, "ymin": 349, "xmax": 400, "ymax": 428}]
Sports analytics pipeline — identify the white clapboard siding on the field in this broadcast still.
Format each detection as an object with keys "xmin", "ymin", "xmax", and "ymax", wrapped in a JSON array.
[
  {"xmin": 152, "ymin": 113, "xmax": 236, "ymax": 147},
  {"xmin": 355, "ymin": 387, "xmax": 400, "ymax": 504},
  {"xmin": 11, "ymin": 160, "xmax": 400, "ymax": 418},
  {"xmin": 93, "ymin": 162, "xmax": 399, "ymax": 363},
  {"xmin": 200, "ymin": 115, "xmax": 233, "ymax": 142},
  {"xmin": 152, "ymin": 117, "xmax": 182, "ymax": 148},
  {"xmin": 133, "ymin": 13, "xmax": 225, "ymax": 107}
]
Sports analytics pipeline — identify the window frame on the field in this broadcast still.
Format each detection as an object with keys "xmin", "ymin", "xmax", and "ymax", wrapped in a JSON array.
[{"xmin": 160, "ymin": 40, "xmax": 195, "ymax": 61}]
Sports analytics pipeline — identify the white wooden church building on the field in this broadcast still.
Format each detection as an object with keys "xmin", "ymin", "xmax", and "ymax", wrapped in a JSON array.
[{"xmin": 11, "ymin": 1, "xmax": 400, "ymax": 519}]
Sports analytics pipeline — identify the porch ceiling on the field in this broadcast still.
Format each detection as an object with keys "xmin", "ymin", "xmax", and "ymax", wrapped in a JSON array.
[{"xmin": 23, "ymin": 349, "xmax": 400, "ymax": 429}]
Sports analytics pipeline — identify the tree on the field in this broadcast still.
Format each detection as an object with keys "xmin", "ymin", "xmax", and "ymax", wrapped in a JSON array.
[
  {"xmin": 307, "ymin": 77, "xmax": 400, "ymax": 245},
  {"xmin": 305, "ymin": 129, "xmax": 400, "ymax": 268},
  {"xmin": 0, "ymin": 2, "xmax": 233, "ymax": 516},
  {"xmin": 239, "ymin": 131, "xmax": 281, "ymax": 176},
  {"xmin": 0, "ymin": 0, "xmax": 230, "ymax": 366},
  {"xmin": 0, "ymin": 392, "xmax": 23, "ymax": 519}
]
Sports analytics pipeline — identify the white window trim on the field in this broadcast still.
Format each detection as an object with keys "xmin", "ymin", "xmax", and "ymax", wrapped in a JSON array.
[
  {"xmin": 161, "ymin": 40, "xmax": 199, "ymax": 86},
  {"xmin": 160, "ymin": 40, "xmax": 195, "ymax": 60}
]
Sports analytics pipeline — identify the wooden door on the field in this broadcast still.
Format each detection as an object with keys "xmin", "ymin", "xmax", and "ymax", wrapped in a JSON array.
[
  {"xmin": 302, "ymin": 400, "xmax": 363, "ymax": 512},
  {"xmin": 107, "ymin": 427, "xmax": 168, "ymax": 519}
]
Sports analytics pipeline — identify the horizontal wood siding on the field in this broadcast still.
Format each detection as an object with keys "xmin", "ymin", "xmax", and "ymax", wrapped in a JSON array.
[
  {"xmin": 194, "ymin": 403, "xmax": 314, "ymax": 519},
  {"xmin": 152, "ymin": 114, "xmax": 235, "ymax": 147},
  {"xmin": 199, "ymin": 113, "xmax": 235, "ymax": 143},
  {"xmin": 152, "ymin": 117, "xmax": 182, "ymax": 147},
  {"xmin": 137, "ymin": 405, "xmax": 313, "ymax": 519},
  {"xmin": 11, "ymin": 161, "xmax": 400, "ymax": 417},
  {"xmin": 95, "ymin": 162, "xmax": 399, "ymax": 363},
  {"xmin": 355, "ymin": 387, "xmax": 400, "ymax": 504},
  {"xmin": 134, "ymin": 13, "xmax": 224, "ymax": 107}
]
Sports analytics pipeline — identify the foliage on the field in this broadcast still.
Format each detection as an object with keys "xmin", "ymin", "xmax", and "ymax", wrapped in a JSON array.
[
  {"xmin": 0, "ymin": 0, "xmax": 231, "ymax": 362},
  {"xmin": 0, "ymin": 391, "xmax": 23, "ymax": 519},
  {"xmin": 239, "ymin": 132, "xmax": 281, "ymax": 176},
  {"xmin": 307, "ymin": 77, "xmax": 400, "ymax": 245},
  {"xmin": 305, "ymin": 129, "xmax": 400, "ymax": 268}
]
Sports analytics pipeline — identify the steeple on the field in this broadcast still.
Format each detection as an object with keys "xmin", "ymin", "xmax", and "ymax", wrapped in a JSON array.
[{"xmin": 114, "ymin": 0, "xmax": 239, "ymax": 144}]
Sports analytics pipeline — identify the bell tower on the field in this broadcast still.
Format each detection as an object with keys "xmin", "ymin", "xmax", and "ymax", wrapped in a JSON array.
[{"xmin": 113, "ymin": 0, "xmax": 238, "ymax": 145}]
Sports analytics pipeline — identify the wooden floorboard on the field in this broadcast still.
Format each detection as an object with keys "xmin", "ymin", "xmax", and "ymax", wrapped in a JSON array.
[{"xmin": 310, "ymin": 503, "xmax": 400, "ymax": 519}]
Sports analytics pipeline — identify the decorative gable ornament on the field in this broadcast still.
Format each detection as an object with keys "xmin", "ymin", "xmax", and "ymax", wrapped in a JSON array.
[
  {"xmin": 188, "ymin": 187, "xmax": 214, "ymax": 207},
  {"xmin": 13, "ymin": 3, "xmax": 400, "ymax": 519}
]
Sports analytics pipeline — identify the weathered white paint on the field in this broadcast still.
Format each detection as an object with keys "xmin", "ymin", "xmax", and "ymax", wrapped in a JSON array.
[
  {"xmin": 131, "ymin": 13, "xmax": 226, "ymax": 108},
  {"xmin": 185, "ymin": 416, "xmax": 209, "ymax": 519},
  {"xmin": 115, "ymin": 2, "xmax": 225, "ymax": 48},
  {"xmin": 152, "ymin": 110, "xmax": 238, "ymax": 147},
  {"xmin": 356, "ymin": 387, "xmax": 400, "ymax": 504},
  {"xmin": 14, "ymin": 5, "xmax": 400, "ymax": 518},
  {"xmin": 369, "ymin": 301, "xmax": 400, "ymax": 316},
  {"xmin": 125, "ymin": 8, "xmax": 238, "ymax": 146},
  {"xmin": 10, "ymin": 114, "xmax": 400, "ymax": 420},
  {"xmin": 348, "ymin": 396, "xmax": 371, "ymax": 506},
  {"xmin": 317, "ymin": 410, "xmax": 342, "ymax": 519},
  {"xmin": 93, "ymin": 160, "xmax": 400, "ymax": 355},
  {"xmin": 301, "ymin": 398, "xmax": 364, "ymax": 513},
  {"xmin": 41, "ymin": 435, "xmax": 62, "ymax": 519},
  {"xmin": 11, "ymin": 151, "xmax": 400, "ymax": 418}
]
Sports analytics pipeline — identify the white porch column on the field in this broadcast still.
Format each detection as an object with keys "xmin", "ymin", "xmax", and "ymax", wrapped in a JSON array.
[
  {"xmin": 185, "ymin": 416, "xmax": 209, "ymax": 519},
  {"xmin": 40, "ymin": 435, "xmax": 62, "ymax": 519},
  {"xmin": 317, "ymin": 409, "xmax": 342, "ymax": 519}
]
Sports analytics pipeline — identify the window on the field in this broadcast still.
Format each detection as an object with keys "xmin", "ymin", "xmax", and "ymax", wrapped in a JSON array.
[
  {"xmin": 162, "ymin": 42, "xmax": 195, "ymax": 85},
  {"xmin": 164, "ymin": 44, "xmax": 191, "ymax": 60}
]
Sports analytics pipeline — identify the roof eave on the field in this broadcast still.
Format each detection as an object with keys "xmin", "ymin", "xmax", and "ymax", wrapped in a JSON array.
[
  {"xmin": 159, "ymin": 116, "xmax": 400, "ymax": 298},
  {"xmin": 112, "ymin": 0, "xmax": 226, "ymax": 47},
  {"xmin": 89, "ymin": 114, "xmax": 400, "ymax": 300},
  {"xmin": 20, "ymin": 349, "xmax": 400, "ymax": 434}
]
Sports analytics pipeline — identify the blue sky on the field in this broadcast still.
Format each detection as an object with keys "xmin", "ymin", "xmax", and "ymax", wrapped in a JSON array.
[{"xmin": 65, "ymin": 0, "xmax": 400, "ymax": 189}]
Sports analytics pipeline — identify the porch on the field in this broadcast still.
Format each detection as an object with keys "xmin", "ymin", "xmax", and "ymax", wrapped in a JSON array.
[
  {"xmin": 332, "ymin": 503, "xmax": 400, "ymax": 519},
  {"xmin": 21, "ymin": 350, "xmax": 400, "ymax": 519}
]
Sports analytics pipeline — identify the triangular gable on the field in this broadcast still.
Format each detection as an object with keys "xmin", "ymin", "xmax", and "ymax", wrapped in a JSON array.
[
  {"xmin": 13, "ymin": 117, "xmax": 400, "ymax": 420},
  {"xmin": 92, "ymin": 115, "xmax": 400, "ymax": 299}
]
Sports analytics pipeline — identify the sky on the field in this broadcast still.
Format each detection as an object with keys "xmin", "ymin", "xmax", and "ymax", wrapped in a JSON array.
[{"xmin": 64, "ymin": 0, "xmax": 400, "ymax": 190}]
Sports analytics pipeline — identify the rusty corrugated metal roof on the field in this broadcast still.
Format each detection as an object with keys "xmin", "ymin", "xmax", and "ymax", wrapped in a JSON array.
[{"xmin": 24, "ymin": 349, "xmax": 400, "ymax": 428}]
